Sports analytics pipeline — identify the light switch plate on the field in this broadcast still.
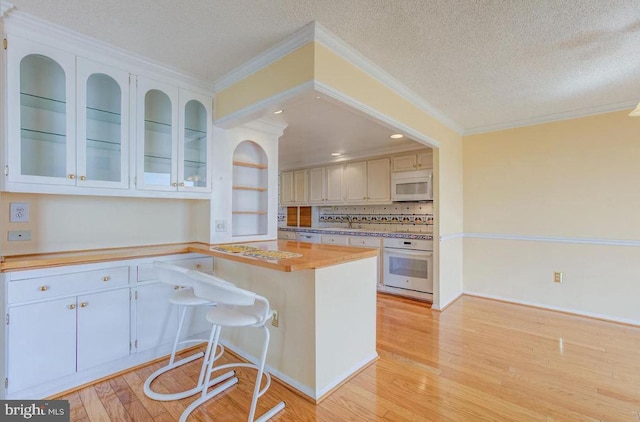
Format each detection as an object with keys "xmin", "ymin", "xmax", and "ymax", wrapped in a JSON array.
[{"xmin": 10, "ymin": 202, "xmax": 29, "ymax": 223}]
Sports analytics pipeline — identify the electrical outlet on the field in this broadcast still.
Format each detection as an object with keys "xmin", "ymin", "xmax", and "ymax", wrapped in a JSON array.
[
  {"xmin": 215, "ymin": 220, "xmax": 227, "ymax": 232},
  {"xmin": 10, "ymin": 202, "xmax": 29, "ymax": 223},
  {"xmin": 8, "ymin": 230, "xmax": 31, "ymax": 241},
  {"xmin": 271, "ymin": 310, "xmax": 279, "ymax": 327},
  {"xmin": 554, "ymin": 272, "xmax": 563, "ymax": 283}
]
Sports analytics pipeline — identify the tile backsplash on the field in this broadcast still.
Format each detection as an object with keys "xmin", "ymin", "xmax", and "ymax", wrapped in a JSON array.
[{"xmin": 278, "ymin": 202, "xmax": 434, "ymax": 233}]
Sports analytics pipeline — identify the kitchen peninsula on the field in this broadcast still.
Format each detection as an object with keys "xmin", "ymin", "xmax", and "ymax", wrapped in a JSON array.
[
  {"xmin": 0, "ymin": 241, "xmax": 378, "ymax": 402},
  {"xmin": 192, "ymin": 240, "xmax": 379, "ymax": 401}
]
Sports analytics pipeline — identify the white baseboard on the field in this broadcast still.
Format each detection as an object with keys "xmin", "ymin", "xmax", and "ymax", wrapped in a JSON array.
[
  {"xmin": 219, "ymin": 339, "xmax": 377, "ymax": 401},
  {"xmin": 218, "ymin": 338, "xmax": 315, "ymax": 399},
  {"xmin": 464, "ymin": 291, "xmax": 640, "ymax": 326},
  {"xmin": 316, "ymin": 352, "xmax": 378, "ymax": 400},
  {"xmin": 7, "ymin": 340, "xmax": 182, "ymax": 399}
]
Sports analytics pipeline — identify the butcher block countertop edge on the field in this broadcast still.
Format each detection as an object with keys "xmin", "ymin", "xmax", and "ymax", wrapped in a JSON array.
[{"xmin": 1, "ymin": 241, "xmax": 378, "ymax": 272}]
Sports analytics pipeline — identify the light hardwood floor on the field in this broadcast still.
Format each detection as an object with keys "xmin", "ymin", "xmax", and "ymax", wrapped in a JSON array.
[{"xmin": 61, "ymin": 295, "xmax": 640, "ymax": 421}]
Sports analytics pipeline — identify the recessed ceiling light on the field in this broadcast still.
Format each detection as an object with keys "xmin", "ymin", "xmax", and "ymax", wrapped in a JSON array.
[
  {"xmin": 390, "ymin": 133, "xmax": 404, "ymax": 139},
  {"xmin": 315, "ymin": 96, "xmax": 321, "ymax": 99},
  {"xmin": 273, "ymin": 109, "xmax": 284, "ymax": 115},
  {"xmin": 330, "ymin": 152, "xmax": 342, "ymax": 157}
]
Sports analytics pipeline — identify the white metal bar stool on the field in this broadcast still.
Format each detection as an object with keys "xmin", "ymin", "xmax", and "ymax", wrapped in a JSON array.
[
  {"xmin": 179, "ymin": 270, "xmax": 286, "ymax": 422},
  {"xmin": 143, "ymin": 261, "xmax": 234, "ymax": 401}
]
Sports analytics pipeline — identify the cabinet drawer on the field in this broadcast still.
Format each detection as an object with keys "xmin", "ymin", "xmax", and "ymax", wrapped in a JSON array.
[
  {"xmin": 296, "ymin": 232, "xmax": 321, "ymax": 244},
  {"xmin": 321, "ymin": 234, "xmax": 349, "ymax": 245},
  {"xmin": 349, "ymin": 236, "xmax": 382, "ymax": 248},
  {"xmin": 137, "ymin": 257, "xmax": 213, "ymax": 282},
  {"xmin": 8, "ymin": 266, "xmax": 129, "ymax": 304},
  {"xmin": 278, "ymin": 231, "xmax": 297, "ymax": 240}
]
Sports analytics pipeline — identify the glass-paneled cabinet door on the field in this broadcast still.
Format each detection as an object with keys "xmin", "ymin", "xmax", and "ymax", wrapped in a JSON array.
[
  {"xmin": 136, "ymin": 77, "xmax": 179, "ymax": 191},
  {"xmin": 6, "ymin": 36, "xmax": 76, "ymax": 185},
  {"xmin": 76, "ymin": 58, "xmax": 130, "ymax": 189},
  {"xmin": 178, "ymin": 90, "xmax": 212, "ymax": 192}
]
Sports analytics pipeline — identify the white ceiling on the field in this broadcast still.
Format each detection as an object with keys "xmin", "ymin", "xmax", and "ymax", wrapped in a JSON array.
[{"xmin": 5, "ymin": 0, "xmax": 640, "ymax": 163}]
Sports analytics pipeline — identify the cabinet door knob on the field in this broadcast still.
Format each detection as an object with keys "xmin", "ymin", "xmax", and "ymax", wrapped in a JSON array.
[
  {"xmin": 68, "ymin": 174, "xmax": 75, "ymax": 180},
  {"xmin": 102, "ymin": 276, "xmax": 110, "ymax": 282},
  {"xmin": 80, "ymin": 302, "xmax": 88, "ymax": 308},
  {"xmin": 179, "ymin": 182, "xmax": 185, "ymax": 187},
  {"xmin": 195, "ymin": 264, "xmax": 202, "ymax": 269},
  {"xmin": 172, "ymin": 182, "xmax": 177, "ymax": 187},
  {"xmin": 39, "ymin": 286, "xmax": 48, "ymax": 292},
  {"xmin": 80, "ymin": 175, "xmax": 87, "ymax": 181},
  {"xmin": 174, "ymin": 286, "xmax": 180, "ymax": 290},
  {"xmin": 69, "ymin": 304, "xmax": 76, "ymax": 310}
]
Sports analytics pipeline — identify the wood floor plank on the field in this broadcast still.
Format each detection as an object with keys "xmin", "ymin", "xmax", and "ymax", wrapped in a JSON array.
[
  {"xmin": 121, "ymin": 371, "xmax": 169, "ymax": 418},
  {"xmin": 92, "ymin": 380, "xmax": 133, "ymax": 422},
  {"xmin": 77, "ymin": 385, "xmax": 111, "ymax": 422},
  {"xmin": 65, "ymin": 294, "xmax": 640, "ymax": 421}
]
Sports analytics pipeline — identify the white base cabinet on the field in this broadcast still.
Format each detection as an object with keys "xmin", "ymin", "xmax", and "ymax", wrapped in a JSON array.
[
  {"xmin": 7, "ymin": 297, "xmax": 77, "ymax": 395},
  {"xmin": 1, "ymin": 253, "xmax": 213, "ymax": 399}
]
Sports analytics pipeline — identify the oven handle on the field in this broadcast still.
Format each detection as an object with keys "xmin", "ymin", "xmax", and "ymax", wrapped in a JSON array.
[{"xmin": 385, "ymin": 249, "xmax": 433, "ymax": 258}]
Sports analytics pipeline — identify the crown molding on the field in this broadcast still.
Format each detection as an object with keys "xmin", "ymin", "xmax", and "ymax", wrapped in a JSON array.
[
  {"xmin": 312, "ymin": 22, "xmax": 464, "ymax": 135},
  {"xmin": 212, "ymin": 21, "xmax": 462, "ymax": 136},
  {"xmin": 214, "ymin": 80, "xmax": 315, "ymax": 128},
  {"xmin": 1, "ymin": 1, "xmax": 14, "ymax": 17},
  {"xmin": 213, "ymin": 21, "xmax": 316, "ymax": 92},
  {"xmin": 463, "ymin": 100, "xmax": 640, "ymax": 135},
  {"xmin": 1, "ymin": 6, "xmax": 212, "ymax": 93},
  {"xmin": 241, "ymin": 118, "xmax": 288, "ymax": 138},
  {"xmin": 314, "ymin": 81, "xmax": 441, "ymax": 149}
]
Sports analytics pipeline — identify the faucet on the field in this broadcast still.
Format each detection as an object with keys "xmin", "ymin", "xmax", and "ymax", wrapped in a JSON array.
[{"xmin": 346, "ymin": 215, "xmax": 353, "ymax": 229}]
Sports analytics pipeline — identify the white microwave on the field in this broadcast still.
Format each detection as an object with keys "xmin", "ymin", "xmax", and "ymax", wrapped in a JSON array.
[{"xmin": 391, "ymin": 169, "xmax": 432, "ymax": 201}]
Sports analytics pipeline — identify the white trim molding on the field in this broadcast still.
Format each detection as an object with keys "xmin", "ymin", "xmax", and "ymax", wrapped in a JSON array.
[
  {"xmin": 464, "ymin": 99, "xmax": 640, "ymax": 135},
  {"xmin": 314, "ymin": 81, "xmax": 441, "ymax": 148},
  {"xmin": 212, "ymin": 21, "xmax": 462, "ymax": 136},
  {"xmin": 2, "ymin": 6, "xmax": 212, "ymax": 93},
  {"xmin": 214, "ymin": 81, "xmax": 315, "ymax": 128},
  {"xmin": 463, "ymin": 232, "xmax": 640, "ymax": 247},
  {"xmin": 218, "ymin": 339, "xmax": 377, "ymax": 401},
  {"xmin": 214, "ymin": 21, "xmax": 315, "ymax": 92},
  {"xmin": 439, "ymin": 232, "xmax": 464, "ymax": 241},
  {"xmin": 313, "ymin": 22, "xmax": 463, "ymax": 135},
  {"xmin": 464, "ymin": 291, "xmax": 640, "ymax": 327}
]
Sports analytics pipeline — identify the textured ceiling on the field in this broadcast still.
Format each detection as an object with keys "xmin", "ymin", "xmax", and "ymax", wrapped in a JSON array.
[{"xmin": 6, "ymin": 0, "xmax": 640, "ymax": 133}]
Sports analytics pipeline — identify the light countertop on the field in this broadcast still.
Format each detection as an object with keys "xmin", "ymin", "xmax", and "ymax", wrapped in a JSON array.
[{"xmin": 1, "ymin": 240, "xmax": 378, "ymax": 272}]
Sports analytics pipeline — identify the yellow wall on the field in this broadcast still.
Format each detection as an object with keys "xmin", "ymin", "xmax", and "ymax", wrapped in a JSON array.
[
  {"xmin": 463, "ymin": 110, "xmax": 640, "ymax": 322},
  {"xmin": 214, "ymin": 43, "xmax": 315, "ymax": 119},
  {"xmin": 313, "ymin": 43, "xmax": 465, "ymax": 308},
  {"xmin": 1, "ymin": 193, "xmax": 210, "ymax": 255},
  {"xmin": 215, "ymin": 42, "xmax": 465, "ymax": 308}
]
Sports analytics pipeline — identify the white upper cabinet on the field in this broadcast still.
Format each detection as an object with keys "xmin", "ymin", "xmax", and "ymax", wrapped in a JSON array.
[
  {"xmin": 136, "ymin": 77, "xmax": 179, "ymax": 191},
  {"xmin": 346, "ymin": 158, "xmax": 390, "ymax": 203},
  {"xmin": 392, "ymin": 150, "xmax": 432, "ymax": 172},
  {"xmin": 345, "ymin": 161, "xmax": 368, "ymax": 202},
  {"xmin": 367, "ymin": 158, "xmax": 391, "ymax": 201},
  {"xmin": 7, "ymin": 36, "xmax": 76, "ymax": 185},
  {"xmin": 136, "ymin": 80, "xmax": 212, "ymax": 193},
  {"xmin": 76, "ymin": 57, "xmax": 130, "ymax": 189},
  {"xmin": 178, "ymin": 90, "xmax": 212, "ymax": 192},
  {"xmin": 309, "ymin": 164, "xmax": 344, "ymax": 204},
  {"xmin": 308, "ymin": 167, "xmax": 325, "ymax": 204},
  {"xmin": 279, "ymin": 170, "xmax": 308, "ymax": 205},
  {"xmin": 326, "ymin": 164, "xmax": 345, "ymax": 203},
  {"xmin": 4, "ymin": 33, "xmax": 212, "ymax": 198}
]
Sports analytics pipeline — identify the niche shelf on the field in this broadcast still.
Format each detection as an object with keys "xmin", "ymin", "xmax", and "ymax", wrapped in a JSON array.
[{"xmin": 232, "ymin": 141, "xmax": 268, "ymax": 237}]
